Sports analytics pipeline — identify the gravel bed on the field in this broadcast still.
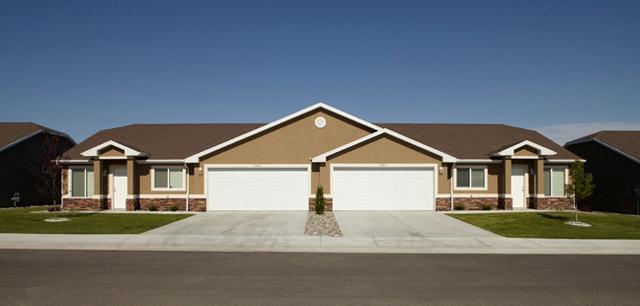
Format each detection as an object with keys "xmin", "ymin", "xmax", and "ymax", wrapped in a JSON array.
[{"xmin": 304, "ymin": 211, "xmax": 343, "ymax": 237}]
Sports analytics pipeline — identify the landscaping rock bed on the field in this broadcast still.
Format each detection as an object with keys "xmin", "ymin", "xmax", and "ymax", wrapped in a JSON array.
[{"xmin": 304, "ymin": 212, "xmax": 343, "ymax": 237}]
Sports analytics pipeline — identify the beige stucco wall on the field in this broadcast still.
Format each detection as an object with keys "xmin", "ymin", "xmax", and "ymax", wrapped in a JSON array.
[
  {"xmin": 199, "ymin": 110, "xmax": 372, "ymax": 165},
  {"xmin": 99, "ymin": 146, "xmax": 125, "ymax": 157},
  {"xmin": 514, "ymin": 146, "xmax": 538, "ymax": 157},
  {"xmin": 320, "ymin": 135, "xmax": 448, "ymax": 194}
]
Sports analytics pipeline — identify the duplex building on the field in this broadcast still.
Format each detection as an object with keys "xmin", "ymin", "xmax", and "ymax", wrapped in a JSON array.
[{"xmin": 59, "ymin": 103, "xmax": 580, "ymax": 211}]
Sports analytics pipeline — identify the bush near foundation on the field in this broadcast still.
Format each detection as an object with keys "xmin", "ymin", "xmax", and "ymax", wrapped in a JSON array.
[{"xmin": 315, "ymin": 186, "xmax": 325, "ymax": 215}]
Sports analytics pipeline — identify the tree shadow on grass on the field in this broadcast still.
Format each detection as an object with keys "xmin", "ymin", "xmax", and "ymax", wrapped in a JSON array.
[{"xmin": 537, "ymin": 213, "xmax": 570, "ymax": 221}]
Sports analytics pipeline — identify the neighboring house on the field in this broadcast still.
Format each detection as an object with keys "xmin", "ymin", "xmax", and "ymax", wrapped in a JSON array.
[
  {"xmin": 59, "ymin": 103, "xmax": 580, "ymax": 212},
  {"xmin": 0, "ymin": 122, "xmax": 75, "ymax": 207},
  {"xmin": 565, "ymin": 131, "xmax": 640, "ymax": 214}
]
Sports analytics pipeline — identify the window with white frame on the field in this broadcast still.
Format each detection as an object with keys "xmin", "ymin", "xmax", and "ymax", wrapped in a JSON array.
[
  {"xmin": 70, "ymin": 167, "xmax": 94, "ymax": 197},
  {"xmin": 152, "ymin": 167, "xmax": 184, "ymax": 190},
  {"xmin": 455, "ymin": 166, "xmax": 486, "ymax": 189},
  {"xmin": 544, "ymin": 167, "xmax": 566, "ymax": 197}
]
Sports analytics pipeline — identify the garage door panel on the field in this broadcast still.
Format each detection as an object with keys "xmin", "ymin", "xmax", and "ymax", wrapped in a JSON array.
[
  {"xmin": 332, "ymin": 166, "xmax": 434, "ymax": 210},
  {"xmin": 207, "ymin": 167, "xmax": 308, "ymax": 210}
]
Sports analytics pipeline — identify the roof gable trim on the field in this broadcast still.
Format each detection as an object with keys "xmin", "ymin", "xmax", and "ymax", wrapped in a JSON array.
[
  {"xmin": 592, "ymin": 138, "xmax": 640, "ymax": 165},
  {"xmin": 0, "ymin": 129, "xmax": 43, "ymax": 153},
  {"xmin": 81, "ymin": 140, "xmax": 147, "ymax": 158},
  {"xmin": 492, "ymin": 140, "xmax": 556, "ymax": 157},
  {"xmin": 185, "ymin": 103, "xmax": 382, "ymax": 163},
  {"xmin": 311, "ymin": 128, "xmax": 458, "ymax": 163}
]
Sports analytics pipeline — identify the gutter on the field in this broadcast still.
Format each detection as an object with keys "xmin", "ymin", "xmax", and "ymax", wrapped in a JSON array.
[
  {"xmin": 184, "ymin": 162, "xmax": 190, "ymax": 212},
  {"xmin": 450, "ymin": 163, "xmax": 455, "ymax": 211}
]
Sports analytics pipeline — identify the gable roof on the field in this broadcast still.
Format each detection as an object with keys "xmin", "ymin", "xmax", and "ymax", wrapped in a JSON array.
[
  {"xmin": 379, "ymin": 123, "xmax": 579, "ymax": 160},
  {"xmin": 311, "ymin": 129, "xmax": 457, "ymax": 163},
  {"xmin": 63, "ymin": 122, "xmax": 579, "ymax": 162},
  {"xmin": 62, "ymin": 104, "xmax": 580, "ymax": 162},
  {"xmin": 492, "ymin": 140, "xmax": 557, "ymax": 157},
  {"xmin": 62, "ymin": 124, "xmax": 262, "ymax": 160},
  {"xmin": 81, "ymin": 140, "xmax": 148, "ymax": 158},
  {"xmin": 0, "ymin": 122, "xmax": 74, "ymax": 153},
  {"xmin": 184, "ymin": 103, "xmax": 381, "ymax": 162},
  {"xmin": 565, "ymin": 130, "xmax": 640, "ymax": 164}
]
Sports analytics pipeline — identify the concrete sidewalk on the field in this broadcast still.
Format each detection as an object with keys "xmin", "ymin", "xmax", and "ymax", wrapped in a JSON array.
[{"xmin": 1, "ymin": 233, "xmax": 640, "ymax": 254}]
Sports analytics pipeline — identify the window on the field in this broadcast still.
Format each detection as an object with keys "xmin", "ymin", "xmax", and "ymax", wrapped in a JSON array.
[
  {"xmin": 70, "ymin": 168, "xmax": 94, "ymax": 197},
  {"xmin": 544, "ymin": 167, "xmax": 566, "ymax": 197},
  {"xmin": 455, "ymin": 167, "xmax": 486, "ymax": 189},
  {"xmin": 153, "ymin": 167, "xmax": 184, "ymax": 190}
]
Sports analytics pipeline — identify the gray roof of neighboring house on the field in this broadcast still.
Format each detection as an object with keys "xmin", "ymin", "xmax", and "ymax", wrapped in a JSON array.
[
  {"xmin": 63, "ymin": 122, "xmax": 579, "ymax": 161},
  {"xmin": 566, "ymin": 130, "xmax": 640, "ymax": 163},
  {"xmin": 0, "ymin": 122, "xmax": 74, "ymax": 153}
]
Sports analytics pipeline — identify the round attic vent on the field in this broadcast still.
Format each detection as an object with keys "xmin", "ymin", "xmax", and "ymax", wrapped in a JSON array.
[{"xmin": 314, "ymin": 116, "xmax": 327, "ymax": 128}]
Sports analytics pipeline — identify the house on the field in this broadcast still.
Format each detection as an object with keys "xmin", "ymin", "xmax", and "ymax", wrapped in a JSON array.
[
  {"xmin": 0, "ymin": 122, "xmax": 75, "ymax": 207},
  {"xmin": 565, "ymin": 131, "xmax": 640, "ymax": 214},
  {"xmin": 59, "ymin": 103, "xmax": 580, "ymax": 212}
]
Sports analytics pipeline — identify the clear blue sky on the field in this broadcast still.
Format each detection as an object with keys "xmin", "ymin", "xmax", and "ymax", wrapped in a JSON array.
[{"xmin": 1, "ymin": 0, "xmax": 639, "ymax": 143}]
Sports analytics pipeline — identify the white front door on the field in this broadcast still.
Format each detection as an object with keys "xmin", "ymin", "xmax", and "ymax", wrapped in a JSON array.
[
  {"xmin": 332, "ymin": 166, "xmax": 435, "ymax": 210},
  {"xmin": 207, "ymin": 167, "xmax": 309, "ymax": 210},
  {"xmin": 111, "ymin": 165, "xmax": 128, "ymax": 210},
  {"xmin": 511, "ymin": 166, "xmax": 526, "ymax": 209}
]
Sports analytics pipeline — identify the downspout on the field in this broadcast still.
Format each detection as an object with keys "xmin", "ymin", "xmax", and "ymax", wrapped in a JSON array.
[
  {"xmin": 450, "ymin": 163, "xmax": 455, "ymax": 211},
  {"xmin": 184, "ymin": 161, "xmax": 190, "ymax": 212}
]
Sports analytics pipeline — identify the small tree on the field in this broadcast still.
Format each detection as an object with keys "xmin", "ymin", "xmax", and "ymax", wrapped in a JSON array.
[
  {"xmin": 25, "ymin": 134, "xmax": 66, "ymax": 209},
  {"xmin": 566, "ymin": 161, "xmax": 594, "ymax": 222},
  {"xmin": 315, "ymin": 186, "xmax": 325, "ymax": 215}
]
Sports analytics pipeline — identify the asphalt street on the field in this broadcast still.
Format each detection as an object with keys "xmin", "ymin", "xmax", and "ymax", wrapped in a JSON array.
[{"xmin": 0, "ymin": 250, "xmax": 639, "ymax": 306}]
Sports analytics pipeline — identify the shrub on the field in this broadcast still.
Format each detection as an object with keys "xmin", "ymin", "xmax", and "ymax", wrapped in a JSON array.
[
  {"xmin": 315, "ymin": 186, "xmax": 325, "ymax": 215},
  {"xmin": 482, "ymin": 203, "xmax": 492, "ymax": 210},
  {"xmin": 148, "ymin": 205, "xmax": 158, "ymax": 212},
  {"xmin": 170, "ymin": 204, "xmax": 179, "ymax": 212},
  {"xmin": 454, "ymin": 203, "xmax": 465, "ymax": 210}
]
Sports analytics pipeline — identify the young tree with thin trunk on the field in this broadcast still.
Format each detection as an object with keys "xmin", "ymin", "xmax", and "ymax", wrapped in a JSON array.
[
  {"xmin": 566, "ymin": 161, "xmax": 595, "ymax": 222},
  {"xmin": 25, "ymin": 134, "xmax": 65, "ymax": 210}
]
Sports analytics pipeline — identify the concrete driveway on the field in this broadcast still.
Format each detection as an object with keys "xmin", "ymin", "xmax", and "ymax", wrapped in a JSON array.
[
  {"xmin": 143, "ymin": 211, "xmax": 308, "ymax": 236},
  {"xmin": 145, "ymin": 210, "xmax": 496, "ymax": 239},
  {"xmin": 334, "ymin": 211, "xmax": 498, "ymax": 238}
]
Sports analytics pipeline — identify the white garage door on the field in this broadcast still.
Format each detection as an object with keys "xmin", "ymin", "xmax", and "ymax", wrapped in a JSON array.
[
  {"xmin": 332, "ymin": 166, "xmax": 435, "ymax": 210},
  {"xmin": 206, "ymin": 167, "xmax": 309, "ymax": 210}
]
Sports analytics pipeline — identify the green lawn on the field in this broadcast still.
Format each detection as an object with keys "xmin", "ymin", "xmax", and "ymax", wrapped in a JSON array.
[
  {"xmin": 449, "ymin": 211, "xmax": 640, "ymax": 239},
  {"xmin": 0, "ymin": 206, "xmax": 193, "ymax": 234}
]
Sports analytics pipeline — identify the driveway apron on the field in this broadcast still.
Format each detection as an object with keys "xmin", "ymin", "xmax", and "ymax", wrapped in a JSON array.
[{"xmin": 334, "ymin": 211, "xmax": 499, "ymax": 238}]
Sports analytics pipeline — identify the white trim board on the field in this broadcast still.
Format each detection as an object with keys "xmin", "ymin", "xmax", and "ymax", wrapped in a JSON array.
[
  {"xmin": 569, "ymin": 138, "xmax": 639, "ymax": 165},
  {"xmin": 311, "ymin": 129, "xmax": 457, "ymax": 163},
  {"xmin": 493, "ymin": 140, "xmax": 556, "ymax": 157},
  {"xmin": 0, "ymin": 128, "xmax": 75, "ymax": 154},
  {"xmin": 185, "ymin": 103, "xmax": 382, "ymax": 163},
  {"xmin": 81, "ymin": 140, "xmax": 147, "ymax": 158}
]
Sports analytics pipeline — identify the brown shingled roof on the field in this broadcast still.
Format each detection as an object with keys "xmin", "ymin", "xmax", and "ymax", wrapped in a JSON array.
[
  {"xmin": 62, "ymin": 124, "xmax": 263, "ymax": 160},
  {"xmin": 566, "ymin": 130, "xmax": 640, "ymax": 163},
  {"xmin": 64, "ymin": 122, "xmax": 578, "ymax": 161},
  {"xmin": 0, "ymin": 122, "xmax": 74, "ymax": 152},
  {"xmin": 378, "ymin": 123, "xmax": 580, "ymax": 160}
]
